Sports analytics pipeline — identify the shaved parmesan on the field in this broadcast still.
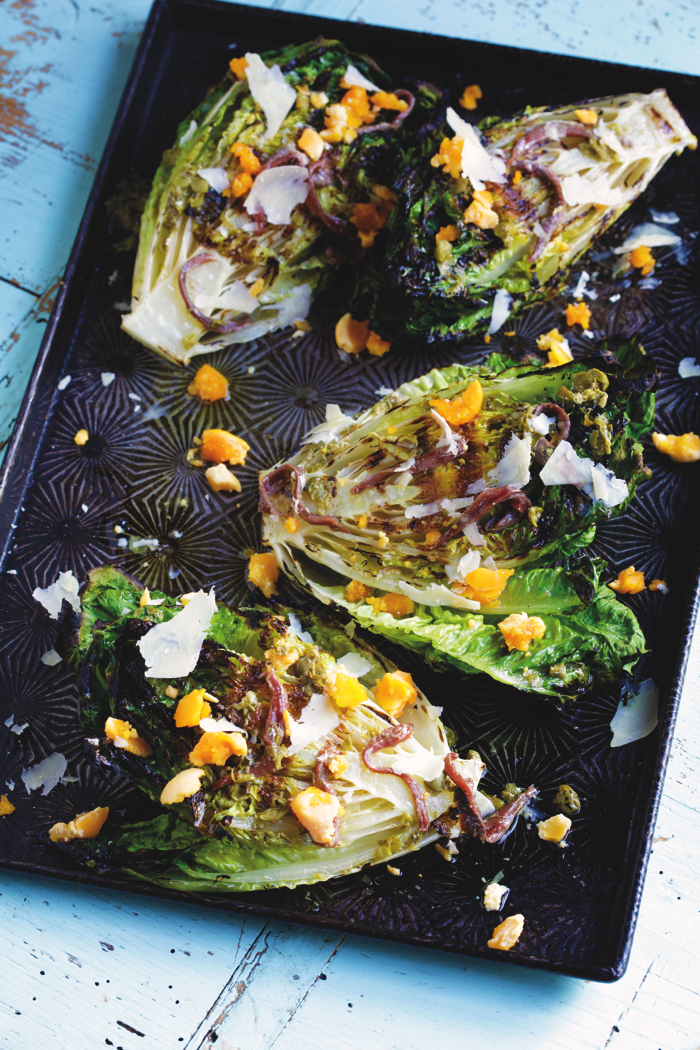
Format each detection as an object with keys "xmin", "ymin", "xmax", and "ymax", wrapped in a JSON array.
[
  {"xmin": 467, "ymin": 478, "xmax": 488, "ymax": 495},
  {"xmin": 614, "ymin": 222, "xmax": 681, "ymax": 253},
  {"xmin": 396, "ymin": 580, "xmax": 480, "ymax": 610},
  {"xmin": 337, "ymin": 652, "xmax": 372, "ymax": 679},
  {"xmin": 431, "ymin": 409, "xmax": 461, "ymax": 455},
  {"xmin": 488, "ymin": 432, "xmax": 531, "ymax": 488},
  {"xmin": 649, "ymin": 209, "xmax": 679, "ymax": 225},
  {"xmin": 589, "ymin": 462, "xmax": 628, "ymax": 508},
  {"xmin": 476, "ymin": 791, "xmax": 496, "ymax": 818},
  {"xmin": 405, "ymin": 500, "xmax": 441, "ymax": 520},
  {"xmin": 539, "ymin": 440, "xmax": 593, "ymax": 489},
  {"xmin": 137, "ymin": 589, "xmax": 217, "ymax": 679},
  {"xmin": 302, "ymin": 403, "xmax": 355, "ymax": 445},
  {"xmin": 194, "ymin": 279, "xmax": 259, "ymax": 317},
  {"xmin": 463, "ymin": 522, "xmax": 486, "ymax": 547},
  {"xmin": 4, "ymin": 715, "xmax": 28, "ymax": 736},
  {"xmin": 197, "ymin": 168, "xmax": 230, "ymax": 194},
  {"xmin": 199, "ymin": 716, "xmax": 246, "ymax": 734},
  {"xmin": 488, "ymin": 288, "xmax": 512, "ymax": 334},
  {"xmin": 41, "ymin": 649, "xmax": 62, "ymax": 666},
  {"xmin": 610, "ymin": 679, "xmax": 658, "ymax": 747},
  {"xmin": 274, "ymin": 283, "xmax": 312, "ymax": 327},
  {"xmin": 287, "ymin": 692, "xmax": 340, "ymax": 756},
  {"xmin": 22, "ymin": 752, "xmax": 72, "ymax": 796},
  {"xmin": 244, "ymin": 165, "xmax": 309, "ymax": 225},
  {"xmin": 445, "ymin": 108, "xmax": 506, "ymax": 190},
  {"xmin": 342, "ymin": 64, "xmax": 380, "ymax": 92},
  {"xmin": 244, "ymin": 52, "xmax": 296, "ymax": 141},
  {"xmin": 440, "ymin": 497, "xmax": 473, "ymax": 515},
  {"xmin": 385, "ymin": 746, "xmax": 445, "ymax": 782},
  {"xmin": 446, "ymin": 549, "xmax": 481, "ymax": 584},
  {"xmin": 288, "ymin": 613, "xmax": 313, "ymax": 644},
  {"xmin": 529, "ymin": 413, "xmax": 555, "ymax": 435},
  {"xmin": 450, "ymin": 752, "xmax": 485, "ymax": 789},
  {"xmin": 560, "ymin": 173, "xmax": 627, "ymax": 208},
  {"xmin": 678, "ymin": 356, "xmax": 700, "ymax": 378},
  {"xmin": 33, "ymin": 571, "xmax": 81, "ymax": 619}
]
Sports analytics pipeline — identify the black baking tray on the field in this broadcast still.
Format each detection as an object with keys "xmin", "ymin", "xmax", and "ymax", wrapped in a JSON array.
[{"xmin": 1, "ymin": 0, "xmax": 699, "ymax": 982}]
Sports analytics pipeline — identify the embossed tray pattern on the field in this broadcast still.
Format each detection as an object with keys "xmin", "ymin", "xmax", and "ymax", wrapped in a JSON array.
[{"xmin": 0, "ymin": 0, "xmax": 698, "ymax": 982}]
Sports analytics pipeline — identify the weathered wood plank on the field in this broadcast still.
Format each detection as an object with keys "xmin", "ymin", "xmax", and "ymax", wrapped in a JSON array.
[{"xmin": 0, "ymin": 871, "xmax": 267, "ymax": 1049}]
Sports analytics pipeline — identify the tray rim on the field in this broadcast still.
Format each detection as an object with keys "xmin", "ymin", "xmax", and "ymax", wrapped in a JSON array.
[{"xmin": 1, "ymin": 0, "xmax": 698, "ymax": 983}]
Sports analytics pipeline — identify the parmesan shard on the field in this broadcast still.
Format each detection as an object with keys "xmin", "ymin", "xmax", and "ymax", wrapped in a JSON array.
[
  {"xmin": 33, "ymin": 571, "xmax": 81, "ymax": 619},
  {"xmin": 244, "ymin": 52, "xmax": 297, "ymax": 141},
  {"xmin": 560, "ymin": 173, "xmax": 627, "ymax": 208},
  {"xmin": 488, "ymin": 289, "xmax": 512, "ymax": 334},
  {"xmin": 342, "ymin": 64, "xmax": 380, "ymax": 92},
  {"xmin": 613, "ymin": 222, "xmax": 681, "ymax": 253},
  {"xmin": 287, "ymin": 692, "xmax": 340, "ymax": 756},
  {"xmin": 445, "ymin": 107, "xmax": 506, "ymax": 190},
  {"xmin": 337, "ymin": 652, "xmax": 371, "ymax": 679},
  {"xmin": 244, "ymin": 166, "xmax": 310, "ymax": 225},
  {"xmin": 488, "ymin": 432, "xmax": 531, "ymax": 488},
  {"xmin": 610, "ymin": 679, "xmax": 658, "ymax": 747},
  {"xmin": 22, "ymin": 752, "xmax": 70, "ymax": 796},
  {"xmin": 197, "ymin": 168, "xmax": 230, "ymax": 194},
  {"xmin": 302, "ymin": 403, "xmax": 355, "ymax": 446},
  {"xmin": 137, "ymin": 589, "xmax": 217, "ymax": 679}
]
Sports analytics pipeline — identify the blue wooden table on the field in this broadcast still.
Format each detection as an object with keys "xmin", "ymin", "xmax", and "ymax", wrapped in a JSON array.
[{"xmin": 2, "ymin": 2, "xmax": 700, "ymax": 1047}]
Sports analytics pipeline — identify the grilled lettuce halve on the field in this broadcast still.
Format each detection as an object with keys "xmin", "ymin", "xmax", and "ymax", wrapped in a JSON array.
[
  {"xmin": 122, "ymin": 39, "xmax": 421, "ymax": 363},
  {"xmin": 260, "ymin": 354, "xmax": 654, "ymax": 696},
  {"xmin": 58, "ymin": 566, "xmax": 516, "ymax": 892},
  {"xmin": 356, "ymin": 89, "xmax": 696, "ymax": 345}
]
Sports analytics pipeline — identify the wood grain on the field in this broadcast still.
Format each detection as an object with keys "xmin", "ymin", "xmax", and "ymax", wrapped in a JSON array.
[{"xmin": 0, "ymin": 2, "xmax": 699, "ymax": 1048}]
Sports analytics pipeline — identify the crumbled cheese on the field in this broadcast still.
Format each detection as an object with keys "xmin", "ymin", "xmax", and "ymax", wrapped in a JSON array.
[
  {"xmin": 483, "ymin": 883, "xmax": 508, "ymax": 911},
  {"xmin": 40, "ymin": 649, "xmax": 62, "ymax": 667},
  {"xmin": 488, "ymin": 432, "xmax": 531, "ymax": 488},
  {"xmin": 488, "ymin": 289, "xmax": 512, "ymax": 335},
  {"xmin": 337, "ymin": 652, "xmax": 371, "ymax": 679},
  {"xmin": 613, "ymin": 222, "xmax": 681, "ymax": 254},
  {"xmin": 287, "ymin": 693, "xmax": 340, "ymax": 756},
  {"xmin": 244, "ymin": 166, "xmax": 310, "ymax": 225},
  {"xmin": 610, "ymin": 678, "xmax": 658, "ymax": 747},
  {"xmin": 197, "ymin": 168, "xmax": 230, "ymax": 194},
  {"xmin": 137, "ymin": 589, "xmax": 217, "ymax": 678},
  {"xmin": 302, "ymin": 403, "xmax": 355, "ymax": 445},
  {"xmin": 341, "ymin": 64, "xmax": 380, "ymax": 92},
  {"xmin": 678, "ymin": 357, "xmax": 700, "ymax": 378},
  {"xmin": 33, "ymin": 571, "xmax": 81, "ymax": 619},
  {"xmin": 445, "ymin": 107, "xmax": 506, "ymax": 190},
  {"xmin": 387, "ymin": 865, "xmax": 401, "ymax": 876},
  {"xmin": 22, "ymin": 752, "xmax": 73, "ymax": 796},
  {"xmin": 244, "ymin": 52, "xmax": 297, "ymax": 140}
]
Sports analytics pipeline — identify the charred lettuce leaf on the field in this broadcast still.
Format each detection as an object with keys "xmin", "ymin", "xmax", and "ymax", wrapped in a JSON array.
[
  {"xmin": 356, "ymin": 90, "xmax": 696, "ymax": 345},
  {"xmin": 60, "ymin": 567, "xmax": 463, "ymax": 891},
  {"xmin": 260, "ymin": 357, "xmax": 653, "ymax": 695},
  {"xmin": 122, "ymin": 39, "xmax": 423, "ymax": 363}
]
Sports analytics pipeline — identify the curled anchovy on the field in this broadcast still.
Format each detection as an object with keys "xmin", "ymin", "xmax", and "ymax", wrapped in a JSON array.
[
  {"xmin": 315, "ymin": 740, "xmax": 341, "ymax": 794},
  {"xmin": 362, "ymin": 723, "xmax": 430, "ymax": 832},
  {"xmin": 436, "ymin": 484, "xmax": 531, "ymax": 547},
  {"xmin": 351, "ymin": 434, "xmax": 468, "ymax": 495},
  {"xmin": 508, "ymin": 160, "xmax": 566, "ymax": 261},
  {"xmin": 259, "ymin": 464, "xmax": 350, "ymax": 531},
  {"xmin": 358, "ymin": 89, "xmax": 415, "ymax": 134},
  {"xmin": 262, "ymin": 669, "xmax": 288, "ymax": 749},
  {"xmin": 532, "ymin": 403, "xmax": 571, "ymax": 464},
  {"xmin": 509, "ymin": 121, "xmax": 591, "ymax": 163},
  {"xmin": 178, "ymin": 254, "xmax": 255, "ymax": 333},
  {"xmin": 260, "ymin": 145, "xmax": 309, "ymax": 170},
  {"xmin": 444, "ymin": 753, "xmax": 536, "ymax": 843}
]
